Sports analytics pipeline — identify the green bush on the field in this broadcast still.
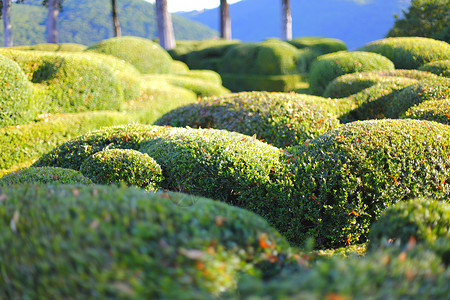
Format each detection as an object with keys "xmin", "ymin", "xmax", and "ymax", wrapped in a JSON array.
[
  {"xmin": 286, "ymin": 119, "xmax": 450, "ymax": 247},
  {"xmin": 220, "ymin": 74, "xmax": 303, "ymax": 92},
  {"xmin": 419, "ymin": 59, "xmax": 450, "ymax": 77},
  {"xmin": 0, "ymin": 54, "xmax": 35, "ymax": 127},
  {"xmin": 178, "ymin": 69, "xmax": 223, "ymax": 85},
  {"xmin": 385, "ymin": 77, "xmax": 450, "ymax": 118},
  {"xmin": 0, "ymin": 49, "xmax": 124, "ymax": 113},
  {"xmin": 309, "ymin": 51, "xmax": 395, "ymax": 95},
  {"xmin": 218, "ymin": 40, "xmax": 300, "ymax": 76},
  {"xmin": 155, "ymin": 91, "xmax": 352, "ymax": 148},
  {"xmin": 86, "ymin": 36, "xmax": 173, "ymax": 74},
  {"xmin": 403, "ymin": 99, "xmax": 450, "ymax": 125},
  {"xmin": 170, "ymin": 60, "xmax": 190, "ymax": 73},
  {"xmin": 369, "ymin": 198, "xmax": 450, "ymax": 249},
  {"xmin": 80, "ymin": 149, "xmax": 163, "ymax": 189},
  {"xmin": 0, "ymin": 184, "xmax": 291, "ymax": 298},
  {"xmin": 323, "ymin": 69, "xmax": 438, "ymax": 98},
  {"xmin": 182, "ymin": 40, "xmax": 240, "ymax": 72},
  {"xmin": 359, "ymin": 37, "xmax": 450, "ymax": 69},
  {"xmin": 10, "ymin": 43, "xmax": 88, "ymax": 52},
  {"xmin": 0, "ymin": 167, "xmax": 92, "ymax": 185},
  {"xmin": 339, "ymin": 80, "xmax": 416, "ymax": 122}
]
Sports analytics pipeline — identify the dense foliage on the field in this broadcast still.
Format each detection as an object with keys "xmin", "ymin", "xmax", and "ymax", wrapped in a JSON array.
[
  {"xmin": 419, "ymin": 59, "xmax": 450, "ymax": 77},
  {"xmin": 0, "ymin": 167, "xmax": 92, "ymax": 185}
]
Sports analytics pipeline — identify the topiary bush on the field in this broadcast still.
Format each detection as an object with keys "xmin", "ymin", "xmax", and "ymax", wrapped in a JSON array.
[
  {"xmin": 86, "ymin": 36, "xmax": 173, "ymax": 74},
  {"xmin": 369, "ymin": 198, "xmax": 450, "ymax": 249},
  {"xmin": 309, "ymin": 51, "xmax": 395, "ymax": 95},
  {"xmin": 385, "ymin": 77, "xmax": 450, "ymax": 118},
  {"xmin": 359, "ymin": 37, "xmax": 450, "ymax": 69},
  {"xmin": 419, "ymin": 59, "xmax": 450, "ymax": 77},
  {"xmin": 402, "ymin": 99, "xmax": 450, "ymax": 125},
  {"xmin": 80, "ymin": 149, "xmax": 163, "ymax": 189},
  {"xmin": 155, "ymin": 91, "xmax": 353, "ymax": 148},
  {"xmin": 0, "ymin": 54, "xmax": 35, "ymax": 128},
  {"xmin": 0, "ymin": 184, "xmax": 292, "ymax": 298},
  {"xmin": 0, "ymin": 49, "xmax": 124, "ymax": 114},
  {"xmin": 10, "ymin": 43, "xmax": 88, "ymax": 52},
  {"xmin": 285, "ymin": 119, "xmax": 450, "ymax": 247},
  {"xmin": 0, "ymin": 167, "xmax": 92, "ymax": 185},
  {"xmin": 323, "ymin": 69, "xmax": 438, "ymax": 98}
]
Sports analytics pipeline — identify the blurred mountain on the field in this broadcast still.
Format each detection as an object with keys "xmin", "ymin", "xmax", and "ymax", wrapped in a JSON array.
[
  {"xmin": 1, "ymin": 0, "xmax": 218, "ymax": 46},
  {"xmin": 179, "ymin": 0, "xmax": 411, "ymax": 49}
]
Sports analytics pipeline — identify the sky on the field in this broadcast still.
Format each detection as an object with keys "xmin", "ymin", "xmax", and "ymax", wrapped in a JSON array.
[{"xmin": 146, "ymin": 0, "xmax": 243, "ymax": 12}]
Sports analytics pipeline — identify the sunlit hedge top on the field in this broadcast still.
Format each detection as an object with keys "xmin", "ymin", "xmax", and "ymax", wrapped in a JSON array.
[
  {"xmin": 287, "ymin": 36, "xmax": 347, "ymax": 53},
  {"xmin": 359, "ymin": 37, "xmax": 450, "ymax": 69},
  {"xmin": 86, "ymin": 36, "xmax": 173, "ymax": 74},
  {"xmin": 419, "ymin": 59, "xmax": 450, "ymax": 78},
  {"xmin": 0, "ymin": 167, "xmax": 92, "ymax": 185},
  {"xmin": 11, "ymin": 43, "xmax": 88, "ymax": 52},
  {"xmin": 309, "ymin": 51, "xmax": 395, "ymax": 95}
]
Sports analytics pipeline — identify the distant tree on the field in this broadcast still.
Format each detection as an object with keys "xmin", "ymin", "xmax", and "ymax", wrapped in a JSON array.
[
  {"xmin": 387, "ymin": 0, "xmax": 449, "ymax": 43},
  {"xmin": 1, "ymin": 0, "xmax": 13, "ymax": 46},
  {"xmin": 281, "ymin": 0, "xmax": 292, "ymax": 41},
  {"xmin": 220, "ymin": 0, "xmax": 231, "ymax": 40},
  {"xmin": 155, "ymin": 0, "xmax": 175, "ymax": 50},
  {"xmin": 43, "ymin": 0, "xmax": 63, "ymax": 43}
]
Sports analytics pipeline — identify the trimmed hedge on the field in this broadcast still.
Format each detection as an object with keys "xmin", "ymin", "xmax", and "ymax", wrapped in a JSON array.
[
  {"xmin": 0, "ymin": 184, "xmax": 291, "ymax": 298},
  {"xmin": 0, "ymin": 49, "xmax": 124, "ymax": 113},
  {"xmin": 385, "ymin": 77, "xmax": 450, "ymax": 118},
  {"xmin": 359, "ymin": 37, "xmax": 450, "ymax": 69},
  {"xmin": 0, "ymin": 167, "xmax": 92, "ymax": 185},
  {"xmin": 369, "ymin": 198, "xmax": 450, "ymax": 249},
  {"xmin": 155, "ymin": 91, "xmax": 352, "ymax": 148},
  {"xmin": 169, "ymin": 39, "xmax": 239, "ymax": 65},
  {"xmin": 309, "ymin": 51, "xmax": 395, "ymax": 95},
  {"xmin": 403, "ymin": 99, "xmax": 450, "ymax": 125},
  {"xmin": 86, "ymin": 36, "xmax": 173, "ymax": 74},
  {"xmin": 286, "ymin": 119, "xmax": 450, "ymax": 247},
  {"xmin": 323, "ymin": 69, "xmax": 438, "ymax": 98},
  {"xmin": 419, "ymin": 59, "xmax": 450, "ymax": 77},
  {"xmin": 80, "ymin": 149, "xmax": 163, "ymax": 189},
  {"xmin": 10, "ymin": 43, "xmax": 88, "ymax": 52},
  {"xmin": 0, "ymin": 54, "xmax": 35, "ymax": 127},
  {"xmin": 220, "ymin": 74, "xmax": 303, "ymax": 92}
]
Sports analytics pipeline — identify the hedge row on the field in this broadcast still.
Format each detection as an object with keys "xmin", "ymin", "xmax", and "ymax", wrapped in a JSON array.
[
  {"xmin": 323, "ymin": 69, "xmax": 438, "ymax": 98},
  {"xmin": 359, "ymin": 37, "xmax": 450, "ymax": 69},
  {"xmin": 403, "ymin": 99, "xmax": 450, "ymax": 125},
  {"xmin": 0, "ymin": 184, "xmax": 291, "ymax": 298},
  {"xmin": 309, "ymin": 51, "xmax": 395, "ymax": 95},
  {"xmin": 155, "ymin": 91, "xmax": 353, "ymax": 148},
  {"xmin": 10, "ymin": 43, "xmax": 88, "ymax": 52},
  {"xmin": 419, "ymin": 59, "xmax": 450, "ymax": 77},
  {"xmin": 0, "ymin": 167, "xmax": 92, "ymax": 185},
  {"xmin": 35, "ymin": 119, "xmax": 450, "ymax": 248}
]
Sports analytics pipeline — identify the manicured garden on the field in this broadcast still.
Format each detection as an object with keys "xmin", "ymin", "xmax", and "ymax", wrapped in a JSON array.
[{"xmin": 0, "ymin": 35, "xmax": 449, "ymax": 299}]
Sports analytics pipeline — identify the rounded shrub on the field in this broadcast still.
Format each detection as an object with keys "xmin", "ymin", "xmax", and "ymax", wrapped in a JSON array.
[
  {"xmin": 33, "ymin": 124, "xmax": 172, "ymax": 171},
  {"xmin": 11, "ymin": 43, "xmax": 88, "ymax": 52},
  {"xmin": 0, "ymin": 49, "xmax": 124, "ymax": 114},
  {"xmin": 359, "ymin": 37, "xmax": 450, "ymax": 69},
  {"xmin": 403, "ymin": 99, "xmax": 450, "ymax": 125},
  {"xmin": 323, "ymin": 69, "xmax": 438, "ymax": 98},
  {"xmin": 419, "ymin": 59, "xmax": 450, "ymax": 77},
  {"xmin": 86, "ymin": 36, "xmax": 173, "ymax": 74},
  {"xmin": 0, "ymin": 167, "xmax": 92, "ymax": 185},
  {"xmin": 385, "ymin": 77, "xmax": 450, "ymax": 118},
  {"xmin": 309, "ymin": 51, "xmax": 395, "ymax": 95},
  {"xmin": 369, "ymin": 198, "xmax": 450, "ymax": 249},
  {"xmin": 0, "ymin": 54, "xmax": 35, "ymax": 127},
  {"xmin": 285, "ymin": 119, "xmax": 450, "ymax": 247},
  {"xmin": 155, "ymin": 91, "xmax": 352, "ymax": 148},
  {"xmin": 182, "ymin": 40, "xmax": 240, "ymax": 71},
  {"xmin": 80, "ymin": 149, "xmax": 163, "ymax": 189},
  {"xmin": 0, "ymin": 184, "xmax": 291, "ymax": 298}
]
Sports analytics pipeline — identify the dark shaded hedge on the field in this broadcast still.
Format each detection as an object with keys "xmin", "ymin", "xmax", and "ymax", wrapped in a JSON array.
[
  {"xmin": 286, "ymin": 119, "xmax": 450, "ymax": 247},
  {"xmin": 80, "ymin": 149, "xmax": 163, "ymax": 189},
  {"xmin": 86, "ymin": 36, "xmax": 173, "ymax": 74},
  {"xmin": 220, "ymin": 74, "xmax": 303, "ymax": 93},
  {"xmin": 0, "ymin": 54, "xmax": 35, "ymax": 128},
  {"xmin": 155, "ymin": 91, "xmax": 352, "ymax": 148},
  {"xmin": 323, "ymin": 69, "xmax": 438, "ymax": 98},
  {"xmin": 419, "ymin": 59, "xmax": 450, "ymax": 78},
  {"xmin": 359, "ymin": 37, "xmax": 450, "ymax": 69},
  {"xmin": 0, "ymin": 49, "xmax": 124, "ymax": 114},
  {"xmin": 0, "ymin": 167, "xmax": 92, "ymax": 185},
  {"xmin": 369, "ymin": 198, "xmax": 450, "ymax": 249},
  {"xmin": 309, "ymin": 51, "xmax": 395, "ymax": 95},
  {"xmin": 403, "ymin": 99, "xmax": 450, "ymax": 125},
  {"xmin": 0, "ymin": 184, "xmax": 291, "ymax": 298}
]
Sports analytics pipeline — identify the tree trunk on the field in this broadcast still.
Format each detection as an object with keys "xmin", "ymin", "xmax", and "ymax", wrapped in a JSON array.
[
  {"xmin": 220, "ymin": 0, "xmax": 231, "ymax": 40},
  {"xmin": 47, "ymin": 0, "xmax": 59, "ymax": 43},
  {"xmin": 2, "ymin": 0, "xmax": 13, "ymax": 47},
  {"xmin": 155, "ymin": 0, "xmax": 175, "ymax": 50},
  {"xmin": 111, "ymin": 0, "xmax": 121, "ymax": 37},
  {"xmin": 281, "ymin": 0, "xmax": 292, "ymax": 41}
]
